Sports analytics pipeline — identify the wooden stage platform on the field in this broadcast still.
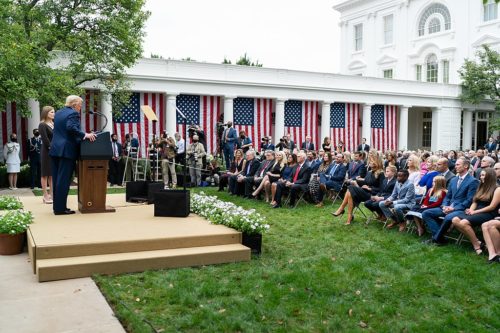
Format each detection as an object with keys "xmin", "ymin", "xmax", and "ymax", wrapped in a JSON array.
[{"xmin": 25, "ymin": 194, "xmax": 250, "ymax": 282}]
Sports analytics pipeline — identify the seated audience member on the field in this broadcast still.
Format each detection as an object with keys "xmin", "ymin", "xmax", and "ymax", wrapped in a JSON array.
[
  {"xmin": 309, "ymin": 151, "xmax": 322, "ymax": 173},
  {"xmin": 452, "ymin": 168, "xmax": 500, "ymax": 254},
  {"xmin": 301, "ymin": 135, "xmax": 315, "ymax": 151},
  {"xmin": 229, "ymin": 150, "xmax": 260, "ymax": 196},
  {"xmin": 384, "ymin": 151, "xmax": 400, "ymax": 171},
  {"xmin": 206, "ymin": 159, "xmax": 221, "ymax": 185},
  {"xmin": 219, "ymin": 149, "xmax": 245, "ymax": 191},
  {"xmin": 475, "ymin": 156, "xmax": 495, "ymax": 179},
  {"xmin": 310, "ymin": 152, "xmax": 333, "ymax": 207},
  {"xmin": 436, "ymin": 157, "xmax": 455, "ymax": 187},
  {"xmin": 272, "ymin": 152, "xmax": 311, "ymax": 208},
  {"xmin": 405, "ymin": 176, "xmax": 447, "ymax": 236},
  {"xmin": 379, "ymin": 169, "xmax": 416, "ymax": 232},
  {"xmin": 347, "ymin": 151, "xmax": 367, "ymax": 180},
  {"xmin": 416, "ymin": 155, "xmax": 439, "ymax": 195},
  {"xmin": 482, "ymin": 213, "xmax": 500, "ymax": 264},
  {"xmin": 399, "ymin": 151, "xmax": 410, "ymax": 170},
  {"xmin": 332, "ymin": 157, "xmax": 385, "ymax": 225},
  {"xmin": 245, "ymin": 150, "xmax": 275, "ymax": 198},
  {"xmin": 271, "ymin": 154, "xmax": 297, "ymax": 206},
  {"xmin": 406, "ymin": 154, "xmax": 421, "ymax": 186},
  {"xmin": 364, "ymin": 166, "xmax": 397, "ymax": 219},
  {"xmin": 448, "ymin": 150, "xmax": 457, "ymax": 172},
  {"xmin": 419, "ymin": 152, "xmax": 430, "ymax": 177},
  {"xmin": 252, "ymin": 151, "xmax": 286, "ymax": 202},
  {"xmin": 320, "ymin": 153, "xmax": 347, "ymax": 198},
  {"xmin": 422, "ymin": 157, "xmax": 479, "ymax": 245}
]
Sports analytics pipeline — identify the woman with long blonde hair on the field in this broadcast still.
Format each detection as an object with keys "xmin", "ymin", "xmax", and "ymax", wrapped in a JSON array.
[
  {"xmin": 252, "ymin": 151, "xmax": 286, "ymax": 202},
  {"xmin": 38, "ymin": 106, "xmax": 55, "ymax": 203}
]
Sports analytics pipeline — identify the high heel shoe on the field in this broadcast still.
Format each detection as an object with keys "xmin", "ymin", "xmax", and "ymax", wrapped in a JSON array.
[
  {"xmin": 345, "ymin": 216, "xmax": 353, "ymax": 225},
  {"xmin": 251, "ymin": 191, "xmax": 259, "ymax": 197},
  {"xmin": 331, "ymin": 209, "xmax": 345, "ymax": 217},
  {"xmin": 43, "ymin": 197, "xmax": 53, "ymax": 204},
  {"xmin": 488, "ymin": 255, "xmax": 500, "ymax": 264},
  {"xmin": 474, "ymin": 242, "xmax": 485, "ymax": 255}
]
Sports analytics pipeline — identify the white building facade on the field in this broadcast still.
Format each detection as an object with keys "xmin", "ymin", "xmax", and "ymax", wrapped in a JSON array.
[{"xmin": 16, "ymin": 1, "xmax": 497, "ymax": 156}]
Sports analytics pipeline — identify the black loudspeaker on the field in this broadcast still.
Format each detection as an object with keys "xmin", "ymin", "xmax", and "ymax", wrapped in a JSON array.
[
  {"xmin": 154, "ymin": 190, "xmax": 190, "ymax": 217},
  {"xmin": 126, "ymin": 181, "xmax": 164, "ymax": 204},
  {"xmin": 80, "ymin": 132, "xmax": 112, "ymax": 160}
]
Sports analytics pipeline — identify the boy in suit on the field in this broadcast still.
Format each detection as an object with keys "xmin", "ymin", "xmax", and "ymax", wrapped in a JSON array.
[{"xmin": 379, "ymin": 169, "xmax": 416, "ymax": 231}]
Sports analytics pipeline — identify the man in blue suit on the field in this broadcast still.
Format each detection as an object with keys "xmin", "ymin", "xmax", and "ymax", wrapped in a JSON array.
[
  {"xmin": 422, "ymin": 157, "xmax": 479, "ymax": 245},
  {"xmin": 222, "ymin": 121, "xmax": 238, "ymax": 169},
  {"xmin": 347, "ymin": 151, "xmax": 367, "ymax": 180},
  {"xmin": 322, "ymin": 153, "xmax": 347, "ymax": 193},
  {"xmin": 50, "ymin": 95, "xmax": 96, "ymax": 215},
  {"xmin": 379, "ymin": 169, "xmax": 416, "ymax": 230}
]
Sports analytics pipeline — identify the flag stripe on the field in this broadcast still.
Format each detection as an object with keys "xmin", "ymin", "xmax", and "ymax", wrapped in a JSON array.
[
  {"xmin": 329, "ymin": 103, "xmax": 360, "ymax": 152},
  {"xmin": 371, "ymin": 104, "xmax": 398, "ymax": 151},
  {"xmin": 233, "ymin": 98, "xmax": 273, "ymax": 151},
  {"xmin": 284, "ymin": 100, "xmax": 319, "ymax": 151},
  {"xmin": 1, "ymin": 102, "xmax": 28, "ymax": 161}
]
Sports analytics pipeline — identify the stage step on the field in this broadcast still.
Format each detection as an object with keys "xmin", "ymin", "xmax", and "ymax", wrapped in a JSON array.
[
  {"xmin": 35, "ymin": 232, "xmax": 242, "ymax": 260},
  {"xmin": 36, "ymin": 244, "xmax": 250, "ymax": 282}
]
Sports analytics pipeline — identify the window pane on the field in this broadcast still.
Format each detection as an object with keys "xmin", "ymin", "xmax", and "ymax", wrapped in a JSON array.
[
  {"xmin": 354, "ymin": 24, "xmax": 363, "ymax": 51},
  {"xmin": 384, "ymin": 15, "xmax": 393, "ymax": 44},
  {"xmin": 422, "ymin": 121, "xmax": 432, "ymax": 147},
  {"xmin": 484, "ymin": 2, "xmax": 498, "ymax": 21},
  {"xmin": 443, "ymin": 60, "xmax": 449, "ymax": 84},
  {"xmin": 426, "ymin": 54, "xmax": 438, "ymax": 83},
  {"xmin": 383, "ymin": 69, "xmax": 393, "ymax": 79},
  {"xmin": 416, "ymin": 65, "xmax": 422, "ymax": 81},
  {"xmin": 428, "ymin": 18, "xmax": 441, "ymax": 34}
]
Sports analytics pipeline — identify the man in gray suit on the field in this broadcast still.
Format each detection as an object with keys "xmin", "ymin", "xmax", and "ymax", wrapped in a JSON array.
[
  {"xmin": 379, "ymin": 169, "xmax": 416, "ymax": 231},
  {"xmin": 436, "ymin": 158, "xmax": 455, "ymax": 187}
]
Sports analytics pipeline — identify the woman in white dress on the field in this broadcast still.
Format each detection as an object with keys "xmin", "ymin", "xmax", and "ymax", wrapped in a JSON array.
[{"xmin": 3, "ymin": 133, "xmax": 21, "ymax": 189}]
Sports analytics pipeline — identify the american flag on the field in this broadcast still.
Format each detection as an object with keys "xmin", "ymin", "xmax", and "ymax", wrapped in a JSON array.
[
  {"xmin": 176, "ymin": 94, "xmax": 221, "ymax": 155},
  {"xmin": 80, "ymin": 90, "xmax": 99, "ymax": 132},
  {"xmin": 233, "ymin": 97, "xmax": 273, "ymax": 148},
  {"xmin": 284, "ymin": 100, "xmax": 319, "ymax": 150},
  {"xmin": 0, "ymin": 102, "xmax": 28, "ymax": 161},
  {"xmin": 371, "ymin": 104, "xmax": 398, "ymax": 151},
  {"xmin": 330, "ymin": 103, "xmax": 361, "ymax": 152},
  {"xmin": 113, "ymin": 92, "xmax": 165, "ymax": 157}
]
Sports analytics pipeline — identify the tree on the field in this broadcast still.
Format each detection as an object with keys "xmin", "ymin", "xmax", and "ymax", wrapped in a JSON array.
[
  {"xmin": 0, "ymin": 0, "xmax": 150, "ymax": 116},
  {"xmin": 150, "ymin": 53, "xmax": 164, "ymax": 59},
  {"xmin": 459, "ymin": 45, "xmax": 500, "ymax": 129},
  {"xmin": 482, "ymin": 0, "xmax": 500, "ymax": 4},
  {"xmin": 221, "ymin": 53, "xmax": 263, "ymax": 67}
]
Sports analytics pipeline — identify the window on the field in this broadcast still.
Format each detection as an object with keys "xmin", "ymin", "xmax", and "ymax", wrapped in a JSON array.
[
  {"xmin": 418, "ymin": 3, "xmax": 451, "ymax": 36},
  {"xmin": 354, "ymin": 24, "xmax": 363, "ymax": 51},
  {"xmin": 422, "ymin": 121, "xmax": 432, "ymax": 147},
  {"xmin": 383, "ymin": 69, "xmax": 393, "ymax": 79},
  {"xmin": 383, "ymin": 15, "xmax": 394, "ymax": 44},
  {"xmin": 426, "ymin": 54, "xmax": 438, "ymax": 83},
  {"xmin": 416, "ymin": 64, "xmax": 422, "ymax": 81},
  {"xmin": 484, "ymin": 0, "xmax": 498, "ymax": 21},
  {"xmin": 428, "ymin": 17, "xmax": 441, "ymax": 34},
  {"xmin": 442, "ymin": 60, "xmax": 449, "ymax": 83}
]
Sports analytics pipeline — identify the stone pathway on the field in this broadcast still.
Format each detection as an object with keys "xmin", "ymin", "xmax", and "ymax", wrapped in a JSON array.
[{"xmin": 0, "ymin": 187, "xmax": 125, "ymax": 333}]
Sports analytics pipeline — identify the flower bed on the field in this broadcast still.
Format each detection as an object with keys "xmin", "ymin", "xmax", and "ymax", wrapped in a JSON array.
[
  {"xmin": 0, "ymin": 196, "xmax": 24, "ymax": 210},
  {"xmin": 191, "ymin": 192, "xmax": 270, "ymax": 235}
]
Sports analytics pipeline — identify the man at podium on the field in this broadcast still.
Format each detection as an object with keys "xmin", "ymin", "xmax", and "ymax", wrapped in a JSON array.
[{"xmin": 50, "ymin": 95, "xmax": 96, "ymax": 215}]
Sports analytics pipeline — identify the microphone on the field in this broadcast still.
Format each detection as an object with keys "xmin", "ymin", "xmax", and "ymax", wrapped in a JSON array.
[{"xmin": 87, "ymin": 110, "xmax": 108, "ymax": 133}]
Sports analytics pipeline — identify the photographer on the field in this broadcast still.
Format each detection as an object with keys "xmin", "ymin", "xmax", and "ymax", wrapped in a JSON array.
[
  {"xmin": 260, "ymin": 136, "xmax": 275, "ymax": 152},
  {"xmin": 237, "ymin": 130, "xmax": 253, "ymax": 154},
  {"xmin": 186, "ymin": 134, "xmax": 206, "ymax": 186},
  {"xmin": 160, "ymin": 133, "xmax": 177, "ymax": 189},
  {"xmin": 276, "ymin": 136, "xmax": 288, "ymax": 151},
  {"xmin": 174, "ymin": 132, "xmax": 185, "ymax": 166}
]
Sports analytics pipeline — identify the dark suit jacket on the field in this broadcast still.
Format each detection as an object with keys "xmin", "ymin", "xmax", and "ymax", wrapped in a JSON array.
[
  {"xmin": 291, "ymin": 163, "xmax": 312, "ymax": 185},
  {"xmin": 443, "ymin": 174, "xmax": 479, "ymax": 211},
  {"xmin": 111, "ymin": 141, "xmax": 122, "ymax": 158},
  {"xmin": 347, "ymin": 161, "xmax": 367, "ymax": 180},
  {"xmin": 442, "ymin": 170, "xmax": 455, "ymax": 187},
  {"xmin": 357, "ymin": 144, "xmax": 370, "ymax": 152},
  {"xmin": 301, "ymin": 142, "xmax": 315, "ymax": 151},
  {"xmin": 376, "ymin": 177, "xmax": 396, "ymax": 198},
  {"xmin": 325, "ymin": 162, "xmax": 347, "ymax": 183},
  {"xmin": 223, "ymin": 127, "xmax": 238, "ymax": 150},
  {"xmin": 255, "ymin": 159, "xmax": 274, "ymax": 177},
  {"xmin": 242, "ymin": 159, "xmax": 260, "ymax": 177},
  {"xmin": 50, "ymin": 106, "xmax": 85, "ymax": 160},
  {"xmin": 485, "ymin": 141, "xmax": 497, "ymax": 153}
]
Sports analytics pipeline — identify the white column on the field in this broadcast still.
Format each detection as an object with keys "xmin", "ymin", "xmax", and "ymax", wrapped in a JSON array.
[
  {"xmin": 362, "ymin": 104, "xmax": 373, "ymax": 145},
  {"xmin": 321, "ymin": 101, "xmax": 332, "ymax": 143},
  {"xmin": 100, "ymin": 92, "xmax": 113, "ymax": 133},
  {"xmin": 462, "ymin": 108, "xmax": 473, "ymax": 151},
  {"xmin": 166, "ymin": 93, "xmax": 178, "ymax": 136},
  {"xmin": 274, "ymin": 99, "xmax": 286, "ymax": 145},
  {"xmin": 431, "ymin": 107, "xmax": 462, "ymax": 151},
  {"xmin": 398, "ymin": 106, "xmax": 410, "ymax": 151},
  {"xmin": 223, "ymin": 96, "xmax": 235, "ymax": 124},
  {"xmin": 27, "ymin": 99, "xmax": 40, "ymax": 135}
]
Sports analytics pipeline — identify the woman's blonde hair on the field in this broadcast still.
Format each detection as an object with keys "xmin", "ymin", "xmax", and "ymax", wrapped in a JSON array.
[
  {"xmin": 427, "ymin": 155, "xmax": 439, "ymax": 171},
  {"xmin": 40, "ymin": 106, "xmax": 55, "ymax": 123},
  {"xmin": 276, "ymin": 151, "xmax": 286, "ymax": 169},
  {"xmin": 407, "ymin": 154, "xmax": 420, "ymax": 171}
]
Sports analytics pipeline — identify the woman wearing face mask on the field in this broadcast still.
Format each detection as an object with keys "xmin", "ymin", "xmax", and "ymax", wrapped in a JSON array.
[
  {"xmin": 39, "ymin": 106, "xmax": 55, "ymax": 203},
  {"xmin": 3, "ymin": 133, "xmax": 21, "ymax": 190}
]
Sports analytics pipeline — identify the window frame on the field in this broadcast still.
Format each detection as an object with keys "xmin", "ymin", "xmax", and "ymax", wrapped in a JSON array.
[
  {"xmin": 383, "ymin": 69, "xmax": 393, "ymax": 79},
  {"xmin": 383, "ymin": 14, "xmax": 394, "ymax": 45},
  {"xmin": 426, "ymin": 54, "xmax": 438, "ymax": 83},
  {"xmin": 416, "ymin": 64, "xmax": 422, "ymax": 81},
  {"xmin": 483, "ymin": 0, "xmax": 498, "ymax": 22},
  {"xmin": 354, "ymin": 23, "xmax": 363, "ymax": 52},
  {"xmin": 442, "ymin": 60, "xmax": 449, "ymax": 84}
]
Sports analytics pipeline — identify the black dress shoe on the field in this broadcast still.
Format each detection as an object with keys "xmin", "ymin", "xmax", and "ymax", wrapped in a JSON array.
[
  {"xmin": 54, "ymin": 210, "xmax": 76, "ymax": 215},
  {"xmin": 272, "ymin": 204, "xmax": 281, "ymax": 209},
  {"xmin": 488, "ymin": 255, "xmax": 500, "ymax": 264}
]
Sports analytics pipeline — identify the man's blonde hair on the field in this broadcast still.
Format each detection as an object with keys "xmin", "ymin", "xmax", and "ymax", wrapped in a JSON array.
[{"xmin": 65, "ymin": 95, "xmax": 83, "ymax": 108}]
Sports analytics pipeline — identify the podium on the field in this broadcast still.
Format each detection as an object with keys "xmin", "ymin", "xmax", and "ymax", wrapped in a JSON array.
[{"xmin": 78, "ymin": 132, "xmax": 115, "ymax": 214}]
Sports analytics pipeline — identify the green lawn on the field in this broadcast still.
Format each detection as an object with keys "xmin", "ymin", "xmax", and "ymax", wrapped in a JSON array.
[{"xmin": 94, "ymin": 188, "xmax": 499, "ymax": 333}]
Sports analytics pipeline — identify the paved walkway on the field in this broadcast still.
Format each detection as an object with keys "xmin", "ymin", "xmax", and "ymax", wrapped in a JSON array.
[{"xmin": 0, "ymin": 187, "xmax": 124, "ymax": 333}]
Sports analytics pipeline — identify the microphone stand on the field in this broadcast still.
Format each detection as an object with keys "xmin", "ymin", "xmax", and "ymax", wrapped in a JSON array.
[
  {"xmin": 176, "ymin": 107, "xmax": 188, "ymax": 190},
  {"xmin": 88, "ymin": 110, "xmax": 108, "ymax": 133}
]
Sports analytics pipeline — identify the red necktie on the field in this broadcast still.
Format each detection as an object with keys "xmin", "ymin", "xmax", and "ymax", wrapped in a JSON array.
[
  {"xmin": 260, "ymin": 161, "xmax": 269, "ymax": 176},
  {"xmin": 293, "ymin": 165, "xmax": 301, "ymax": 182}
]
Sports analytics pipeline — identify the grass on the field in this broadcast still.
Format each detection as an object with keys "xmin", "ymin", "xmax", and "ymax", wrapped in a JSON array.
[
  {"xmin": 94, "ymin": 188, "xmax": 499, "ymax": 333},
  {"xmin": 32, "ymin": 187, "xmax": 126, "ymax": 196}
]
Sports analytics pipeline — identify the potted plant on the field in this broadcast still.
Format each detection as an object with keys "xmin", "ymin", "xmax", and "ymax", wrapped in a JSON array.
[
  {"xmin": 0, "ymin": 196, "xmax": 33, "ymax": 255},
  {"xmin": 191, "ymin": 192, "xmax": 270, "ymax": 254}
]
